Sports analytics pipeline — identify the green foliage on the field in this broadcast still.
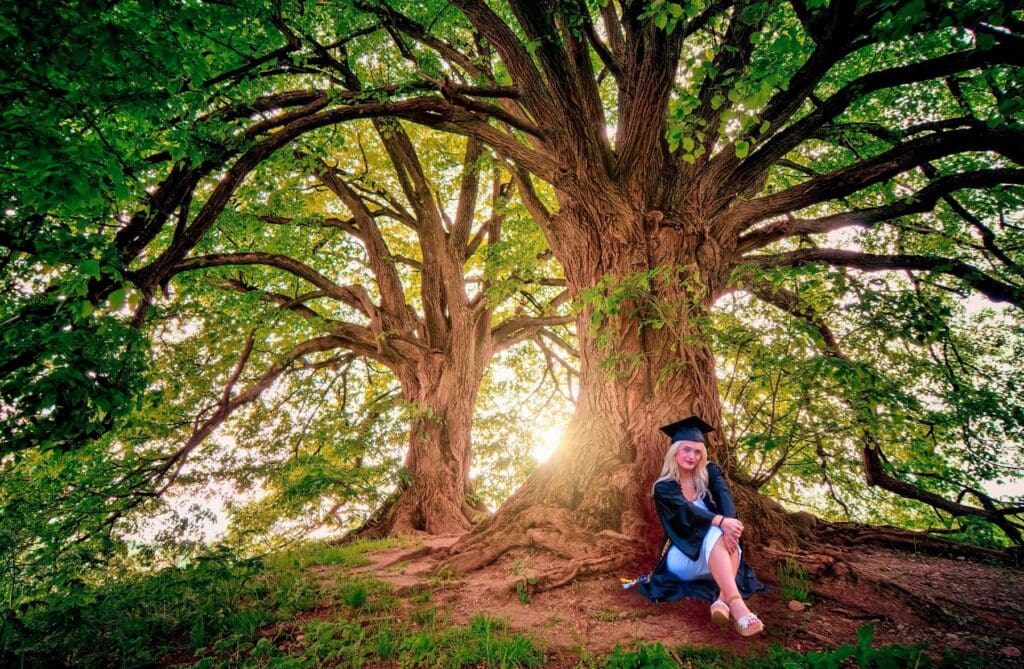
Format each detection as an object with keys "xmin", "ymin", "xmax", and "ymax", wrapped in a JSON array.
[
  {"xmin": 3, "ymin": 549, "xmax": 284, "ymax": 666},
  {"xmin": 605, "ymin": 642, "xmax": 677, "ymax": 669},
  {"xmin": 578, "ymin": 265, "xmax": 711, "ymax": 380},
  {"xmin": 0, "ymin": 296, "xmax": 149, "ymax": 454},
  {"xmin": 612, "ymin": 625, "xmax": 972, "ymax": 668},
  {"xmin": 0, "ymin": 539, "xmax": 396, "ymax": 667},
  {"xmin": 776, "ymin": 558, "xmax": 813, "ymax": 604},
  {"xmin": 715, "ymin": 264, "xmax": 1024, "ymax": 537}
]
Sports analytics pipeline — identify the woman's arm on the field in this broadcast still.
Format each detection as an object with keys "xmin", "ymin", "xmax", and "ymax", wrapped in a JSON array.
[
  {"xmin": 707, "ymin": 463, "xmax": 737, "ymax": 518},
  {"xmin": 708, "ymin": 463, "xmax": 744, "ymax": 553},
  {"xmin": 653, "ymin": 478, "xmax": 717, "ymax": 536}
]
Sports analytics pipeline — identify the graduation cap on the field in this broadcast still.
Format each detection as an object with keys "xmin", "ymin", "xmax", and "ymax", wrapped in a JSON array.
[{"xmin": 659, "ymin": 416, "xmax": 715, "ymax": 443}]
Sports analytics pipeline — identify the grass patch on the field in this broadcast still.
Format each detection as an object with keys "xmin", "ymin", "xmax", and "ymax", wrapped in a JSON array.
[
  {"xmin": 405, "ymin": 586, "xmax": 433, "ymax": 603},
  {"xmin": 194, "ymin": 611, "xmax": 543, "ymax": 668},
  {"xmin": 608, "ymin": 624, "xmax": 975, "ymax": 669},
  {"xmin": 399, "ymin": 613, "xmax": 544, "ymax": 669},
  {"xmin": 605, "ymin": 641, "xmax": 676, "ymax": 668},
  {"xmin": 267, "ymin": 536, "xmax": 408, "ymax": 570},
  {"xmin": 776, "ymin": 557, "xmax": 813, "ymax": 604},
  {"xmin": 335, "ymin": 576, "xmax": 396, "ymax": 613},
  {"xmin": 591, "ymin": 610, "xmax": 621, "ymax": 622},
  {"xmin": 0, "ymin": 538, "xmax": 401, "ymax": 667}
]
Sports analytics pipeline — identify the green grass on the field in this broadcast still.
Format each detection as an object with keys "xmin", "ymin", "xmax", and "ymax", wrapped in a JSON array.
[
  {"xmin": 190, "ymin": 611, "xmax": 543, "ymax": 669},
  {"xmin": 0, "ymin": 538, "xmax": 395, "ymax": 667},
  {"xmin": 607, "ymin": 626, "xmax": 976, "ymax": 669},
  {"xmin": 776, "ymin": 557, "xmax": 813, "ymax": 604},
  {"xmin": 265, "ymin": 536, "xmax": 409, "ymax": 570}
]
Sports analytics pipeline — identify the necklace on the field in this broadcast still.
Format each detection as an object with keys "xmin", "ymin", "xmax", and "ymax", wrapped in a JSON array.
[{"xmin": 681, "ymin": 480, "xmax": 695, "ymax": 488}]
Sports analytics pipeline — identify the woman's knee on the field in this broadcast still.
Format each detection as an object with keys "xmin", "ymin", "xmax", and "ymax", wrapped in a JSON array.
[
  {"xmin": 709, "ymin": 537, "xmax": 741, "ymax": 571},
  {"xmin": 708, "ymin": 534, "xmax": 730, "ymax": 563}
]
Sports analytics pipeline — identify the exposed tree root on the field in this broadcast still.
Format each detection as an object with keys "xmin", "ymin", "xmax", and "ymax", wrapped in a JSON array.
[
  {"xmin": 341, "ymin": 484, "xmax": 487, "ymax": 543},
  {"xmin": 441, "ymin": 505, "xmax": 639, "ymax": 589},
  {"xmin": 378, "ymin": 545, "xmax": 441, "ymax": 570},
  {"xmin": 814, "ymin": 521, "xmax": 1019, "ymax": 565}
]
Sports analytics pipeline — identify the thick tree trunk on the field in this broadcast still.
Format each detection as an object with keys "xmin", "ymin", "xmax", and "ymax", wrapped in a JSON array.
[
  {"xmin": 374, "ymin": 334, "xmax": 491, "ymax": 535},
  {"xmin": 446, "ymin": 201, "xmax": 795, "ymax": 580}
]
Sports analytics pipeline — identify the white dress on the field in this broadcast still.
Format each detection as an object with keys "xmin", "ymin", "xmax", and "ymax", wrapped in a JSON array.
[{"xmin": 664, "ymin": 496, "xmax": 740, "ymax": 581}]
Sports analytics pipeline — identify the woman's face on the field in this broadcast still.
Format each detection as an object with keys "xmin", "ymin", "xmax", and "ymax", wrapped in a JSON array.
[{"xmin": 674, "ymin": 440, "xmax": 704, "ymax": 471}]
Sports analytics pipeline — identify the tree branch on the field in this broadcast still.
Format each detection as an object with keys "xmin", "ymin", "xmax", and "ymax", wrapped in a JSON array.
[
  {"xmin": 727, "ymin": 43, "xmax": 1024, "ymax": 198},
  {"xmin": 167, "ymin": 252, "xmax": 376, "ymax": 317},
  {"xmin": 736, "ymin": 168, "xmax": 1024, "ymax": 251},
  {"xmin": 152, "ymin": 335, "xmax": 351, "ymax": 495},
  {"xmin": 492, "ymin": 313, "xmax": 574, "ymax": 352},
  {"xmin": 451, "ymin": 0, "xmax": 552, "ymax": 112},
  {"xmin": 863, "ymin": 438, "xmax": 1023, "ymax": 546},
  {"xmin": 730, "ymin": 128, "xmax": 1024, "ymax": 229},
  {"xmin": 744, "ymin": 248, "xmax": 1024, "ymax": 308}
]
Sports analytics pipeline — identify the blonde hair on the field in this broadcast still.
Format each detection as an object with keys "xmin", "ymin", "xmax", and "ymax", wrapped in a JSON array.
[{"xmin": 654, "ymin": 440, "xmax": 709, "ymax": 500}]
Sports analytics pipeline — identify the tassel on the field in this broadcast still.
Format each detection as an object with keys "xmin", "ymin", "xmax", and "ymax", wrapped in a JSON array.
[{"xmin": 620, "ymin": 574, "xmax": 648, "ymax": 590}]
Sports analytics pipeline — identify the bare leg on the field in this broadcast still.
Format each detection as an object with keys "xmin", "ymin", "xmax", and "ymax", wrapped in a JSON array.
[{"xmin": 707, "ymin": 536, "xmax": 752, "ymax": 620}]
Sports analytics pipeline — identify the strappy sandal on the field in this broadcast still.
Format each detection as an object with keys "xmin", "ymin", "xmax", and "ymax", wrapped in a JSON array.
[
  {"xmin": 726, "ymin": 595, "xmax": 765, "ymax": 637},
  {"xmin": 734, "ymin": 612, "xmax": 764, "ymax": 637},
  {"xmin": 709, "ymin": 599, "xmax": 730, "ymax": 628}
]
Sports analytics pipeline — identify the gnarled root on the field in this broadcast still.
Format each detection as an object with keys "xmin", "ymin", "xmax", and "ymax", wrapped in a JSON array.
[
  {"xmin": 440, "ymin": 505, "xmax": 640, "ymax": 588},
  {"xmin": 814, "ymin": 521, "xmax": 1016, "ymax": 564}
]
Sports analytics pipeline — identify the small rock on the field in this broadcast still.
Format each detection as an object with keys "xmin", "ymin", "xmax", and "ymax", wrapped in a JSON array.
[
  {"xmin": 945, "ymin": 633, "xmax": 960, "ymax": 643},
  {"xmin": 956, "ymin": 556, "xmax": 966, "ymax": 560},
  {"xmin": 788, "ymin": 600, "xmax": 806, "ymax": 612},
  {"xmin": 1000, "ymin": 646, "xmax": 1021, "ymax": 658}
]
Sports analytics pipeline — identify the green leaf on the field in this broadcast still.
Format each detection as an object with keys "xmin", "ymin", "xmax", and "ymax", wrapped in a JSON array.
[
  {"xmin": 108, "ymin": 288, "xmax": 128, "ymax": 311},
  {"xmin": 79, "ymin": 259, "xmax": 101, "ymax": 279},
  {"xmin": 975, "ymin": 32, "xmax": 995, "ymax": 50}
]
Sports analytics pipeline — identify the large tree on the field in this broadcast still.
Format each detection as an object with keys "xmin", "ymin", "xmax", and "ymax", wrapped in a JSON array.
[
  {"xmin": 4, "ymin": 0, "xmax": 1023, "ymax": 576},
  {"xmin": 151, "ymin": 119, "xmax": 571, "ymax": 535},
  {"xmin": 1, "ymin": 1, "xmax": 571, "ymax": 537}
]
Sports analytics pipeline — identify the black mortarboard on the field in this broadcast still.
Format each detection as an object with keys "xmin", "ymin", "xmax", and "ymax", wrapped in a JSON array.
[{"xmin": 659, "ymin": 416, "xmax": 715, "ymax": 443}]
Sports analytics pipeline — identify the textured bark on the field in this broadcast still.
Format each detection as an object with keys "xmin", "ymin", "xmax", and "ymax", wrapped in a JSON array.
[{"xmin": 384, "ymin": 351, "xmax": 487, "ymax": 535}]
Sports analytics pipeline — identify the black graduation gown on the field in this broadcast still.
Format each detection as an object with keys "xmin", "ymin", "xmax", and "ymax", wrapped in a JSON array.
[{"xmin": 635, "ymin": 462, "xmax": 767, "ymax": 603}]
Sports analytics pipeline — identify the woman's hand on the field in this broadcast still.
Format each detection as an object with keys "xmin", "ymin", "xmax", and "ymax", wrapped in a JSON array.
[
  {"xmin": 720, "ymin": 517, "xmax": 744, "ymax": 541},
  {"xmin": 719, "ymin": 517, "xmax": 743, "ymax": 553}
]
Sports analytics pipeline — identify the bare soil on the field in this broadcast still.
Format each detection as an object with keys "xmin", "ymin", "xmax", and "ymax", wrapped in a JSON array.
[{"xmin": 334, "ymin": 534, "xmax": 1024, "ymax": 667}]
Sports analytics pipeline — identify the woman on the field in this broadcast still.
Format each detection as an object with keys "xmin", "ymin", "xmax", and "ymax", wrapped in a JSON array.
[{"xmin": 631, "ymin": 416, "xmax": 767, "ymax": 637}]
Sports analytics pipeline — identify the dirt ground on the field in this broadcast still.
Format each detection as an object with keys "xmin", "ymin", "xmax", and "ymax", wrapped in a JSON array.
[{"xmin": 334, "ymin": 534, "xmax": 1024, "ymax": 667}]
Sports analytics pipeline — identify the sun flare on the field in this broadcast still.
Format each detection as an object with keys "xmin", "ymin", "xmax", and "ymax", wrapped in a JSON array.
[{"xmin": 531, "ymin": 425, "xmax": 564, "ymax": 464}]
